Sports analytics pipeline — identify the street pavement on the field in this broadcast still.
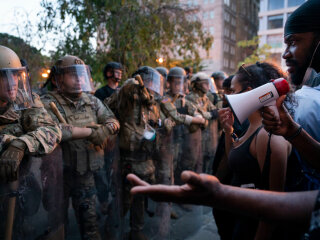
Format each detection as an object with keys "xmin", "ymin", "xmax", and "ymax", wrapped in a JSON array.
[{"xmin": 143, "ymin": 201, "xmax": 221, "ymax": 240}]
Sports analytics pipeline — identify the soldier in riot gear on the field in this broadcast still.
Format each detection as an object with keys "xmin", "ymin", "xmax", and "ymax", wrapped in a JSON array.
[
  {"xmin": 110, "ymin": 66, "xmax": 204, "ymax": 240},
  {"xmin": 165, "ymin": 67, "xmax": 203, "ymax": 176},
  {"xmin": 185, "ymin": 72, "xmax": 219, "ymax": 173},
  {"xmin": 0, "ymin": 45, "xmax": 62, "ymax": 240},
  {"xmin": 211, "ymin": 71, "xmax": 227, "ymax": 108},
  {"xmin": 41, "ymin": 55, "xmax": 119, "ymax": 240},
  {"xmin": 95, "ymin": 61, "xmax": 123, "ymax": 101}
]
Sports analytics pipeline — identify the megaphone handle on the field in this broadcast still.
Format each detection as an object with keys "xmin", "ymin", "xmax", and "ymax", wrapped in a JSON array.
[{"xmin": 264, "ymin": 100, "xmax": 279, "ymax": 119}]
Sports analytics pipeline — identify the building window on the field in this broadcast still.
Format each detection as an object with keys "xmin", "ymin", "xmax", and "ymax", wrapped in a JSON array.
[
  {"xmin": 224, "ymin": 43, "xmax": 229, "ymax": 52},
  {"xmin": 231, "ymin": 17, "xmax": 236, "ymax": 26},
  {"xmin": 224, "ymin": 12, "xmax": 230, "ymax": 22},
  {"xmin": 230, "ymin": 46, "xmax": 235, "ymax": 55},
  {"xmin": 231, "ymin": 3, "xmax": 236, "ymax": 11},
  {"xmin": 210, "ymin": 11, "xmax": 215, "ymax": 19},
  {"xmin": 224, "ymin": 59, "xmax": 229, "ymax": 67},
  {"xmin": 203, "ymin": 0, "xmax": 208, "ymax": 4},
  {"xmin": 268, "ymin": 0, "xmax": 284, "ymax": 10},
  {"xmin": 267, "ymin": 34, "xmax": 283, "ymax": 48},
  {"xmin": 224, "ymin": 0, "xmax": 230, "ymax": 6},
  {"xmin": 210, "ymin": 26, "xmax": 215, "ymax": 34},
  {"xmin": 203, "ymin": 12, "xmax": 208, "ymax": 19},
  {"xmin": 267, "ymin": 15, "xmax": 283, "ymax": 29},
  {"xmin": 224, "ymin": 27, "xmax": 230, "ymax": 37},
  {"xmin": 230, "ymin": 60, "xmax": 235, "ymax": 69},
  {"xmin": 232, "ymin": 32, "xmax": 236, "ymax": 40},
  {"xmin": 210, "ymin": 0, "xmax": 215, "ymax": 3},
  {"xmin": 288, "ymin": 0, "xmax": 305, "ymax": 7}
]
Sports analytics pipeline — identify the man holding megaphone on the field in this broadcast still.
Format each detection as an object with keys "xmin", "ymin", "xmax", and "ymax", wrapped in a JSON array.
[{"xmin": 219, "ymin": 62, "xmax": 292, "ymax": 240}]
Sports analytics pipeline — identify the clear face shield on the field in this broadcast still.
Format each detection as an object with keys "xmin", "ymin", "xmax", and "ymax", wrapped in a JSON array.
[
  {"xmin": 142, "ymin": 71, "xmax": 164, "ymax": 96},
  {"xmin": 169, "ymin": 76, "xmax": 186, "ymax": 95},
  {"xmin": 209, "ymin": 77, "xmax": 218, "ymax": 94},
  {"xmin": 196, "ymin": 79, "xmax": 210, "ymax": 93},
  {"xmin": 0, "ymin": 67, "xmax": 33, "ymax": 110},
  {"xmin": 56, "ymin": 65, "xmax": 94, "ymax": 94}
]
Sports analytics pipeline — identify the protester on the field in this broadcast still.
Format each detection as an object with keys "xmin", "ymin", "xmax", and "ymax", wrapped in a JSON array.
[
  {"xmin": 127, "ymin": 172, "xmax": 320, "ymax": 239},
  {"xmin": 262, "ymin": 0, "xmax": 320, "ymax": 175},
  {"xmin": 219, "ymin": 62, "xmax": 291, "ymax": 239}
]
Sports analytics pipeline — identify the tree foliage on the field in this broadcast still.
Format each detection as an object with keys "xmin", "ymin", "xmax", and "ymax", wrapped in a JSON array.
[
  {"xmin": 0, "ymin": 33, "xmax": 49, "ymax": 86},
  {"xmin": 38, "ymin": 0, "xmax": 213, "ymax": 82},
  {"xmin": 237, "ymin": 36, "xmax": 272, "ymax": 67}
]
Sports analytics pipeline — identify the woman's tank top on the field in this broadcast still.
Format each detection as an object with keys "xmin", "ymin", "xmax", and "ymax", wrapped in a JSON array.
[{"xmin": 228, "ymin": 126, "xmax": 263, "ymax": 188}]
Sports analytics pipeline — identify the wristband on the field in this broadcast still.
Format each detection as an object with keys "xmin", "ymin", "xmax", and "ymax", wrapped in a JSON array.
[{"xmin": 285, "ymin": 125, "xmax": 302, "ymax": 141}]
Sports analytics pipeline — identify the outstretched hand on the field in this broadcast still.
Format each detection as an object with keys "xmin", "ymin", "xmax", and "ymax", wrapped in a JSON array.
[
  {"xmin": 127, "ymin": 171, "xmax": 221, "ymax": 207},
  {"xmin": 261, "ymin": 95, "xmax": 299, "ymax": 137}
]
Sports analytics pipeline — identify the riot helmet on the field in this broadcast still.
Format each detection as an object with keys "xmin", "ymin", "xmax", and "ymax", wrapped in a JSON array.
[
  {"xmin": 156, "ymin": 66, "xmax": 169, "ymax": 92},
  {"xmin": 52, "ymin": 55, "xmax": 93, "ymax": 96},
  {"xmin": 103, "ymin": 61, "xmax": 123, "ymax": 82},
  {"xmin": 155, "ymin": 67, "xmax": 169, "ymax": 80},
  {"xmin": 209, "ymin": 77, "xmax": 218, "ymax": 94},
  {"xmin": 190, "ymin": 72, "xmax": 210, "ymax": 93},
  {"xmin": 167, "ymin": 67, "xmax": 187, "ymax": 95},
  {"xmin": 0, "ymin": 45, "xmax": 33, "ymax": 110},
  {"xmin": 211, "ymin": 71, "xmax": 227, "ymax": 91},
  {"xmin": 133, "ymin": 66, "xmax": 164, "ymax": 96}
]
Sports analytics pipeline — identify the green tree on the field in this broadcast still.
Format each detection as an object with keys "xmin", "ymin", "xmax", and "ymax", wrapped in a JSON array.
[
  {"xmin": 237, "ymin": 36, "xmax": 272, "ymax": 67},
  {"xmin": 38, "ymin": 0, "xmax": 213, "ymax": 83},
  {"xmin": 0, "ymin": 33, "xmax": 49, "ymax": 86}
]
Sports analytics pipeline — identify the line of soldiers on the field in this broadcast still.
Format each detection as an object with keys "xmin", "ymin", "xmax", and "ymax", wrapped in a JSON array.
[{"xmin": 0, "ymin": 45, "xmax": 223, "ymax": 240}]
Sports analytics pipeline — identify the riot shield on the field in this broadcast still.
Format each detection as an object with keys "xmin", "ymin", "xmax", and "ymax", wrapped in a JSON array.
[
  {"xmin": 202, "ymin": 119, "xmax": 219, "ymax": 174},
  {"xmin": 152, "ymin": 127, "xmax": 174, "ymax": 239},
  {"xmin": 59, "ymin": 136, "xmax": 123, "ymax": 240},
  {"xmin": 0, "ymin": 146, "xmax": 64, "ymax": 240}
]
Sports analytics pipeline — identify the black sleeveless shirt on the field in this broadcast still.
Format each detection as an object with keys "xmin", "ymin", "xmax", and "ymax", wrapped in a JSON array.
[{"xmin": 228, "ymin": 126, "xmax": 263, "ymax": 189}]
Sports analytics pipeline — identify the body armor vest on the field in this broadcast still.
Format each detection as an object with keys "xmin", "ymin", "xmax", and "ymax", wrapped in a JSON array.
[
  {"xmin": 119, "ymin": 94, "xmax": 160, "ymax": 153},
  {"xmin": 49, "ymin": 92, "xmax": 104, "ymax": 175}
]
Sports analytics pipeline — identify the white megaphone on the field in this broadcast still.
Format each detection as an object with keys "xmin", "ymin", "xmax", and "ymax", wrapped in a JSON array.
[{"xmin": 225, "ymin": 78, "xmax": 290, "ymax": 124}]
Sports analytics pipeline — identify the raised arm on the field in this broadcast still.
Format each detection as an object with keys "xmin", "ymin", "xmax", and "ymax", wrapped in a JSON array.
[{"xmin": 262, "ymin": 95, "xmax": 320, "ymax": 170}]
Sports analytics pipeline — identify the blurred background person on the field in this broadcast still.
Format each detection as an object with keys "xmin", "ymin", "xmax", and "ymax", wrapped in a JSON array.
[{"xmin": 95, "ymin": 61, "xmax": 123, "ymax": 101}]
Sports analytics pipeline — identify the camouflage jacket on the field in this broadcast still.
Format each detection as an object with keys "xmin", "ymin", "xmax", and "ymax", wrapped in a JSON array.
[
  {"xmin": 0, "ymin": 93, "xmax": 62, "ymax": 155},
  {"xmin": 186, "ymin": 90, "xmax": 217, "ymax": 120},
  {"xmin": 111, "ymin": 78, "xmax": 193, "ymax": 151},
  {"xmin": 41, "ymin": 91, "xmax": 119, "ymax": 141},
  {"xmin": 41, "ymin": 91, "xmax": 119, "ymax": 174},
  {"xmin": 165, "ymin": 92, "xmax": 203, "ymax": 116}
]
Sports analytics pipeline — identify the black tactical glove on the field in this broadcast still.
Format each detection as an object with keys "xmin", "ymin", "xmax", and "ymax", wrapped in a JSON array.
[
  {"xmin": 0, "ymin": 140, "xmax": 26, "ymax": 182},
  {"xmin": 87, "ymin": 126, "xmax": 110, "ymax": 148}
]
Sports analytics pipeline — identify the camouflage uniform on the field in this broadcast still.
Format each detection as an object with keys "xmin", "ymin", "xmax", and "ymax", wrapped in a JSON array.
[
  {"xmin": 206, "ymin": 91, "xmax": 221, "ymax": 173},
  {"xmin": 186, "ymin": 89, "xmax": 217, "ymax": 173},
  {"xmin": 112, "ymin": 78, "xmax": 193, "ymax": 236},
  {"xmin": 0, "ymin": 93, "xmax": 62, "ymax": 239},
  {"xmin": 41, "ymin": 91, "xmax": 119, "ymax": 240},
  {"xmin": 163, "ymin": 92, "xmax": 200, "ymax": 179}
]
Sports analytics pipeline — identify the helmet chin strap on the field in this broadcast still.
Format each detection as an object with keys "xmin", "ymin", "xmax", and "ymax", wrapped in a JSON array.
[{"xmin": 301, "ymin": 40, "xmax": 320, "ymax": 87}]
